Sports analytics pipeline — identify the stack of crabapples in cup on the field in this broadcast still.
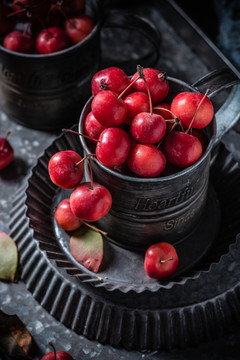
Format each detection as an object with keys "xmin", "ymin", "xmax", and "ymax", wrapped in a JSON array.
[
  {"xmin": 50, "ymin": 64, "xmax": 214, "ymax": 281},
  {"xmin": 48, "ymin": 150, "xmax": 112, "ymax": 233},
  {"xmin": 0, "ymin": 0, "xmax": 94, "ymax": 54}
]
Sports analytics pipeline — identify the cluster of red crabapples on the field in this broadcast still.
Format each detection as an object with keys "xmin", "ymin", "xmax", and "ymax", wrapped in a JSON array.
[
  {"xmin": 0, "ymin": 0, "xmax": 94, "ymax": 54},
  {"xmin": 82, "ymin": 65, "xmax": 214, "ymax": 178},
  {"xmin": 48, "ymin": 150, "xmax": 112, "ymax": 232},
  {"xmin": 49, "ymin": 65, "xmax": 214, "ymax": 280},
  {"xmin": 48, "ymin": 146, "xmax": 179, "ymax": 280}
]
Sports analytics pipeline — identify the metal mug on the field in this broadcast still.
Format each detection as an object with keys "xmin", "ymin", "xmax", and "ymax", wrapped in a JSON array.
[
  {"xmin": 79, "ymin": 68, "xmax": 240, "ymax": 250},
  {"xmin": 0, "ymin": 0, "xmax": 160, "ymax": 130}
]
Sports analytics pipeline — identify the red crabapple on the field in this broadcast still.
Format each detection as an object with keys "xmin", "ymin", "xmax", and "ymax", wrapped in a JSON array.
[
  {"xmin": 48, "ymin": 150, "xmax": 84, "ymax": 189},
  {"xmin": 96, "ymin": 127, "xmax": 131, "ymax": 167},
  {"xmin": 130, "ymin": 112, "xmax": 166, "ymax": 144},
  {"xmin": 70, "ymin": 182, "xmax": 112, "ymax": 221},
  {"xmin": 36, "ymin": 27, "xmax": 69, "ymax": 54},
  {"xmin": 127, "ymin": 144, "xmax": 166, "ymax": 177},
  {"xmin": 91, "ymin": 67, "xmax": 130, "ymax": 96},
  {"xmin": 0, "ymin": 132, "xmax": 14, "ymax": 170},
  {"xmin": 64, "ymin": 15, "xmax": 94, "ymax": 44},
  {"xmin": 144, "ymin": 242, "xmax": 179, "ymax": 279},
  {"xmin": 131, "ymin": 68, "xmax": 169, "ymax": 104},
  {"xmin": 91, "ymin": 90, "xmax": 128, "ymax": 127},
  {"xmin": 170, "ymin": 92, "xmax": 214, "ymax": 129},
  {"xmin": 84, "ymin": 112, "xmax": 106, "ymax": 141},
  {"xmin": 123, "ymin": 91, "xmax": 149, "ymax": 125},
  {"xmin": 55, "ymin": 199, "xmax": 82, "ymax": 231},
  {"xmin": 163, "ymin": 131, "xmax": 202, "ymax": 168},
  {"xmin": 3, "ymin": 30, "xmax": 34, "ymax": 54}
]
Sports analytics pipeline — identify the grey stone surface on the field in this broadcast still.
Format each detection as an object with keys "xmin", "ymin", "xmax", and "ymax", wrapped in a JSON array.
[{"xmin": 1, "ymin": 1, "xmax": 240, "ymax": 359}]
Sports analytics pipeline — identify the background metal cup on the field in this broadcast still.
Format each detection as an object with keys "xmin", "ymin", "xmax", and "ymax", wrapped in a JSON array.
[{"xmin": 0, "ymin": 0, "xmax": 161, "ymax": 130}]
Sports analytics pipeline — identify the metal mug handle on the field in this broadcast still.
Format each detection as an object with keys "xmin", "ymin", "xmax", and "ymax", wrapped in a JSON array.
[
  {"xmin": 100, "ymin": 9, "xmax": 161, "ymax": 73},
  {"xmin": 192, "ymin": 68, "xmax": 240, "ymax": 144}
]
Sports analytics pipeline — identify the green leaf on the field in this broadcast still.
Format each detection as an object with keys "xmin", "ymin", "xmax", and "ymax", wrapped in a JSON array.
[
  {"xmin": 0, "ymin": 232, "xmax": 18, "ymax": 282},
  {"xmin": 70, "ymin": 225, "xmax": 103, "ymax": 273},
  {"xmin": 0, "ymin": 310, "xmax": 36, "ymax": 358}
]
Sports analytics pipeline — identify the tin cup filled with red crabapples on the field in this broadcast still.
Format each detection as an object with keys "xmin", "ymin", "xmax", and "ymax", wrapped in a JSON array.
[
  {"xmin": 0, "ymin": 0, "xmax": 160, "ymax": 130},
  {"xmin": 77, "ymin": 65, "xmax": 240, "ymax": 250}
]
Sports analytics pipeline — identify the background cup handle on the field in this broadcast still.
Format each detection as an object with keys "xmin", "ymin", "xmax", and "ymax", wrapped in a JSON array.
[
  {"xmin": 192, "ymin": 68, "xmax": 240, "ymax": 144},
  {"xmin": 100, "ymin": 9, "xmax": 161, "ymax": 73}
]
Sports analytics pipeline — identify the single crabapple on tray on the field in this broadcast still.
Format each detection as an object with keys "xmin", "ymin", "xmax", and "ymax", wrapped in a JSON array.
[
  {"xmin": 0, "ymin": 131, "xmax": 14, "ymax": 170},
  {"xmin": 144, "ymin": 242, "xmax": 179, "ymax": 279}
]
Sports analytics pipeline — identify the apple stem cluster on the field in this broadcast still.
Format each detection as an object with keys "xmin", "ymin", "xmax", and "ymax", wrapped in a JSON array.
[
  {"xmin": 137, "ymin": 64, "xmax": 153, "ymax": 114},
  {"xmin": 74, "ymin": 153, "xmax": 95, "ymax": 167}
]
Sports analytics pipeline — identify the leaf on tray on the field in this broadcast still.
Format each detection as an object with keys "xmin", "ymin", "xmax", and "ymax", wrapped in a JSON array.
[
  {"xmin": 0, "ymin": 232, "xmax": 18, "ymax": 282},
  {"xmin": 0, "ymin": 310, "xmax": 36, "ymax": 358},
  {"xmin": 70, "ymin": 225, "xmax": 103, "ymax": 273}
]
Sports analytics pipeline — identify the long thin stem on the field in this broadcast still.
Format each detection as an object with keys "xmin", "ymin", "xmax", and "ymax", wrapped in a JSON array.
[
  {"xmin": 137, "ymin": 64, "xmax": 153, "ymax": 114},
  {"xmin": 185, "ymin": 89, "xmax": 210, "ymax": 134},
  {"xmin": 49, "ymin": 342, "xmax": 56, "ymax": 360},
  {"xmin": 75, "ymin": 153, "xmax": 96, "ymax": 167},
  {"xmin": 23, "ymin": 22, "xmax": 31, "ymax": 36},
  {"xmin": 153, "ymin": 106, "xmax": 177, "ymax": 119},
  {"xmin": 7, "ymin": 8, "xmax": 26, "ymax": 17},
  {"xmin": 62, "ymin": 128, "xmax": 100, "ymax": 143},
  {"xmin": 83, "ymin": 221, "xmax": 107, "ymax": 236},
  {"xmin": 118, "ymin": 75, "xmax": 140, "ymax": 99}
]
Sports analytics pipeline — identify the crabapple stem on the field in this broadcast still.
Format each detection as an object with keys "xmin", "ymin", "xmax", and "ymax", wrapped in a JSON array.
[
  {"xmin": 153, "ymin": 106, "xmax": 177, "ymax": 119},
  {"xmin": 82, "ymin": 221, "xmax": 107, "ymax": 236},
  {"xmin": 160, "ymin": 256, "xmax": 174, "ymax": 264},
  {"xmin": 179, "ymin": 121, "xmax": 185, "ymax": 132},
  {"xmin": 152, "ymin": 106, "xmax": 185, "ymax": 132},
  {"xmin": 54, "ymin": 0, "xmax": 78, "ymax": 31},
  {"xmin": 57, "ymin": 2, "xmax": 73, "ymax": 24},
  {"xmin": 0, "ymin": 131, "xmax": 11, "ymax": 152},
  {"xmin": 62, "ymin": 128, "xmax": 100, "ymax": 143},
  {"xmin": 185, "ymin": 89, "xmax": 210, "ymax": 134},
  {"xmin": 117, "ymin": 75, "xmax": 140, "ymax": 99},
  {"xmin": 49, "ymin": 342, "xmax": 57, "ymax": 360},
  {"xmin": 137, "ymin": 64, "xmax": 153, "ymax": 114},
  {"xmin": 8, "ymin": 8, "xmax": 26, "ymax": 17},
  {"xmin": 23, "ymin": 22, "xmax": 31, "ymax": 35},
  {"xmin": 75, "ymin": 153, "xmax": 96, "ymax": 167}
]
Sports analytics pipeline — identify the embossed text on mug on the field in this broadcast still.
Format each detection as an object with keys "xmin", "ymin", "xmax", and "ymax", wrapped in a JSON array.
[{"xmin": 134, "ymin": 186, "xmax": 194, "ymax": 211}]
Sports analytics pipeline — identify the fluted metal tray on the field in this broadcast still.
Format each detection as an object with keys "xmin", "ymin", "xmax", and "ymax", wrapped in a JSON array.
[{"xmin": 8, "ymin": 127, "xmax": 240, "ymax": 350}]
